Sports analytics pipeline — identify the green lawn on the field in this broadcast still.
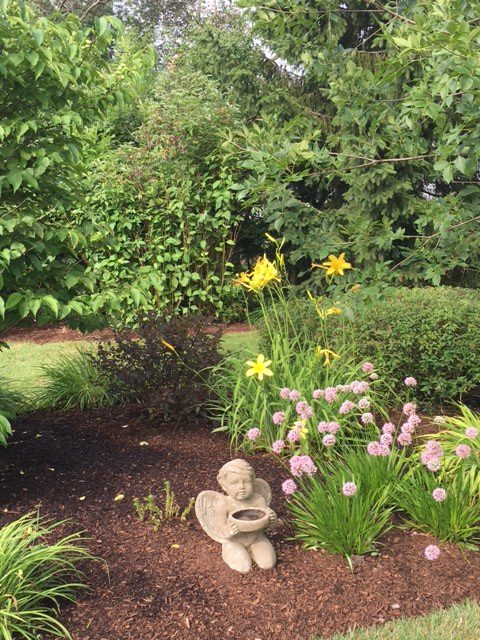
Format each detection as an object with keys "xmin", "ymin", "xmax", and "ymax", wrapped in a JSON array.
[
  {"xmin": 316, "ymin": 600, "xmax": 480, "ymax": 640},
  {"xmin": 1, "ymin": 331, "xmax": 259, "ymax": 391}
]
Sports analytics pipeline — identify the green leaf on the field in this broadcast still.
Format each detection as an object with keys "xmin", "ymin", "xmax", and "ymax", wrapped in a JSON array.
[
  {"xmin": 7, "ymin": 172, "xmax": 22, "ymax": 193},
  {"xmin": 5, "ymin": 292, "xmax": 22, "ymax": 309},
  {"xmin": 42, "ymin": 295, "xmax": 59, "ymax": 317},
  {"xmin": 32, "ymin": 29, "xmax": 44, "ymax": 46},
  {"xmin": 0, "ymin": 297, "xmax": 4, "ymax": 319}
]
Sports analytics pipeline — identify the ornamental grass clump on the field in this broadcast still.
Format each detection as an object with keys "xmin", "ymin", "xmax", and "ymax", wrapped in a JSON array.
[{"xmin": 0, "ymin": 513, "xmax": 92, "ymax": 640}]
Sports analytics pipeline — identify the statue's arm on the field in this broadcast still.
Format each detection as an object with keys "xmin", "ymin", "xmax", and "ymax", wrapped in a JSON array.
[{"xmin": 214, "ymin": 500, "xmax": 238, "ymax": 539}]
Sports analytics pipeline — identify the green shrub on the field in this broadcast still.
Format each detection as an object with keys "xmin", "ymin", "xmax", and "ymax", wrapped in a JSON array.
[
  {"xmin": 395, "ymin": 464, "xmax": 480, "ymax": 547},
  {"xmin": 348, "ymin": 287, "xmax": 480, "ymax": 405},
  {"xmin": 96, "ymin": 314, "xmax": 222, "ymax": 416},
  {"xmin": 0, "ymin": 371, "xmax": 26, "ymax": 446},
  {"xmin": 0, "ymin": 513, "xmax": 92, "ymax": 640},
  {"xmin": 35, "ymin": 350, "xmax": 115, "ymax": 411}
]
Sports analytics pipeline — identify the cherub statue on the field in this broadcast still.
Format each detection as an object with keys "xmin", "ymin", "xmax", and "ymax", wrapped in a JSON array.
[{"xmin": 195, "ymin": 459, "xmax": 277, "ymax": 573}]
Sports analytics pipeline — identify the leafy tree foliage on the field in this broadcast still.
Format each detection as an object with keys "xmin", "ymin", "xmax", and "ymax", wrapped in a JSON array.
[
  {"xmin": 233, "ymin": 0, "xmax": 480, "ymax": 287},
  {"xmin": 0, "ymin": 0, "xmax": 152, "ymax": 330}
]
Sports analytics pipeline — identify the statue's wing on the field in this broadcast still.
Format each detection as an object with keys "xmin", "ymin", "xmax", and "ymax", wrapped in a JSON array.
[
  {"xmin": 255, "ymin": 478, "xmax": 272, "ymax": 506},
  {"xmin": 195, "ymin": 490, "xmax": 226, "ymax": 544}
]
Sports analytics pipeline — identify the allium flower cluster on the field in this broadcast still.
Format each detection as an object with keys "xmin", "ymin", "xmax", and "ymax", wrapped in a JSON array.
[
  {"xmin": 295, "ymin": 401, "xmax": 313, "ymax": 419},
  {"xmin": 367, "ymin": 441, "xmax": 390, "ymax": 457},
  {"xmin": 380, "ymin": 433, "xmax": 393, "ymax": 446},
  {"xmin": 361, "ymin": 412, "xmax": 374, "ymax": 425},
  {"xmin": 339, "ymin": 400, "xmax": 356, "ymax": 415},
  {"xmin": 247, "ymin": 428, "xmax": 260, "ymax": 441},
  {"xmin": 358, "ymin": 397, "xmax": 371, "ymax": 410},
  {"xmin": 433, "ymin": 415, "xmax": 446, "ymax": 425},
  {"xmin": 287, "ymin": 429, "xmax": 300, "ymax": 443},
  {"xmin": 382, "ymin": 422, "xmax": 395, "ymax": 435},
  {"xmin": 282, "ymin": 478, "xmax": 297, "ymax": 496},
  {"xmin": 318, "ymin": 421, "xmax": 340, "ymax": 435},
  {"xmin": 432, "ymin": 487, "xmax": 447, "ymax": 502},
  {"xmin": 362, "ymin": 362, "xmax": 375, "ymax": 373},
  {"xmin": 465, "ymin": 427, "xmax": 478, "ymax": 439},
  {"xmin": 342, "ymin": 482, "xmax": 357, "ymax": 497},
  {"xmin": 455, "ymin": 444, "xmax": 472, "ymax": 459},
  {"xmin": 350, "ymin": 380, "xmax": 370, "ymax": 395},
  {"xmin": 324, "ymin": 387, "xmax": 338, "ymax": 404},
  {"xmin": 421, "ymin": 440, "xmax": 443, "ymax": 471},
  {"xmin": 322, "ymin": 434, "xmax": 336, "ymax": 447},
  {"xmin": 403, "ymin": 402, "xmax": 417, "ymax": 416},
  {"xmin": 424, "ymin": 544, "xmax": 441, "ymax": 561},
  {"xmin": 289, "ymin": 389, "xmax": 301, "ymax": 402},
  {"xmin": 369, "ymin": 372, "xmax": 379, "ymax": 380},
  {"xmin": 404, "ymin": 376, "xmax": 417, "ymax": 387},
  {"xmin": 272, "ymin": 411, "xmax": 285, "ymax": 425},
  {"xmin": 272, "ymin": 439, "xmax": 285, "ymax": 454},
  {"xmin": 290, "ymin": 455, "xmax": 317, "ymax": 477},
  {"xmin": 397, "ymin": 432, "xmax": 412, "ymax": 446},
  {"xmin": 312, "ymin": 389, "xmax": 325, "ymax": 400},
  {"xmin": 280, "ymin": 387, "xmax": 291, "ymax": 400}
]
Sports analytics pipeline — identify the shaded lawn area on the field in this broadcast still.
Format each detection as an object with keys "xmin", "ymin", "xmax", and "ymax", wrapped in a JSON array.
[{"xmin": 0, "ymin": 331, "xmax": 259, "ymax": 391}]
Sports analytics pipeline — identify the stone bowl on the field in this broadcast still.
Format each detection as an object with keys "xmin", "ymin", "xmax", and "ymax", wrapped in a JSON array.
[{"xmin": 229, "ymin": 508, "xmax": 269, "ymax": 533}]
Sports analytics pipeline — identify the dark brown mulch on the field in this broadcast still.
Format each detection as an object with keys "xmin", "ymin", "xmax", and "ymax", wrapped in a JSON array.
[
  {"xmin": 0, "ymin": 408, "xmax": 479, "ymax": 640},
  {"xmin": 1, "ymin": 323, "xmax": 254, "ymax": 345}
]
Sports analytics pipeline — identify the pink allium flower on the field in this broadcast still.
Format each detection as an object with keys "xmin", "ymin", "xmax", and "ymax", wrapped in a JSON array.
[
  {"xmin": 282, "ymin": 478, "xmax": 297, "ymax": 496},
  {"xmin": 247, "ymin": 428, "xmax": 260, "ymax": 441},
  {"xmin": 272, "ymin": 411, "xmax": 285, "ymax": 425},
  {"xmin": 403, "ymin": 402, "xmax": 417, "ymax": 416},
  {"xmin": 370, "ymin": 372, "xmax": 379, "ymax": 380},
  {"xmin": 424, "ymin": 544, "xmax": 441, "ymax": 561},
  {"xmin": 432, "ymin": 488, "xmax": 447, "ymax": 502},
  {"xmin": 322, "ymin": 434, "xmax": 336, "ymax": 447},
  {"xmin": 378, "ymin": 444, "xmax": 391, "ymax": 457},
  {"xmin": 272, "ymin": 439, "xmax": 285, "ymax": 454},
  {"xmin": 287, "ymin": 429, "xmax": 300, "ymax": 443},
  {"xmin": 312, "ymin": 388, "xmax": 325, "ymax": 400},
  {"xmin": 401, "ymin": 421, "xmax": 415, "ymax": 435},
  {"xmin": 426, "ymin": 458, "xmax": 442, "ymax": 472},
  {"xmin": 317, "ymin": 421, "xmax": 328, "ymax": 434},
  {"xmin": 358, "ymin": 397, "xmax": 371, "ymax": 410},
  {"xmin": 382, "ymin": 422, "xmax": 395, "ymax": 434},
  {"xmin": 380, "ymin": 433, "xmax": 393, "ymax": 446},
  {"xmin": 289, "ymin": 389, "xmax": 301, "ymax": 402},
  {"xmin": 280, "ymin": 387, "xmax": 291, "ymax": 400},
  {"xmin": 324, "ymin": 387, "xmax": 338, "ymax": 404},
  {"xmin": 465, "ymin": 427, "xmax": 478, "ymax": 439},
  {"xmin": 367, "ymin": 441, "xmax": 381, "ymax": 456},
  {"xmin": 342, "ymin": 482, "xmax": 357, "ymax": 497},
  {"xmin": 326, "ymin": 421, "xmax": 340, "ymax": 434},
  {"xmin": 362, "ymin": 362, "xmax": 375, "ymax": 373},
  {"xmin": 339, "ymin": 400, "xmax": 356, "ymax": 415},
  {"xmin": 336, "ymin": 384, "xmax": 350, "ymax": 393},
  {"xmin": 404, "ymin": 376, "xmax": 417, "ymax": 387},
  {"xmin": 295, "ymin": 401, "xmax": 308, "ymax": 416},
  {"xmin": 398, "ymin": 432, "xmax": 413, "ymax": 446},
  {"xmin": 407, "ymin": 414, "xmax": 422, "ymax": 428},
  {"xmin": 301, "ymin": 406, "xmax": 313, "ymax": 419},
  {"xmin": 361, "ymin": 412, "xmax": 374, "ymax": 425},
  {"xmin": 455, "ymin": 444, "xmax": 472, "ymax": 459},
  {"xmin": 350, "ymin": 380, "xmax": 370, "ymax": 395},
  {"xmin": 425, "ymin": 440, "xmax": 443, "ymax": 456},
  {"xmin": 289, "ymin": 455, "xmax": 317, "ymax": 477}
]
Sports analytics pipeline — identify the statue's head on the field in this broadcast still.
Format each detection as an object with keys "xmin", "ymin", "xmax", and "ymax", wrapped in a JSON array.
[{"xmin": 217, "ymin": 459, "xmax": 255, "ymax": 500}]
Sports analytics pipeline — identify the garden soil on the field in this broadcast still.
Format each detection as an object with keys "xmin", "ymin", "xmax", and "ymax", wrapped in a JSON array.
[{"xmin": 0, "ymin": 407, "xmax": 479, "ymax": 640}]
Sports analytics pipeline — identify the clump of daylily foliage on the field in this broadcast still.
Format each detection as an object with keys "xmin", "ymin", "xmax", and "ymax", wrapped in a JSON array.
[{"xmin": 208, "ymin": 237, "xmax": 480, "ymax": 565}]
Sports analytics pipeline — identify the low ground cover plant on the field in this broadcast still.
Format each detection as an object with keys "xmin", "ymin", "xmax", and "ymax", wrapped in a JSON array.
[
  {"xmin": 0, "ymin": 513, "xmax": 91, "ymax": 640},
  {"xmin": 133, "ymin": 481, "xmax": 195, "ymax": 531}
]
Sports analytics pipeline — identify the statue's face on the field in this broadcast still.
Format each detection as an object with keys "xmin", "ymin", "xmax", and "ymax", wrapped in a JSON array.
[{"xmin": 223, "ymin": 471, "xmax": 254, "ymax": 500}]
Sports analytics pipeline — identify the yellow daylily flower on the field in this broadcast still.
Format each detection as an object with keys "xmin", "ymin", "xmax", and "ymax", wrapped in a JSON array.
[
  {"xmin": 234, "ymin": 255, "xmax": 281, "ymax": 292},
  {"xmin": 161, "ymin": 339, "xmax": 175, "ymax": 351},
  {"xmin": 293, "ymin": 420, "xmax": 308, "ymax": 439},
  {"xmin": 246, "ymin": 354, "xmax": 273, "ymax": 381},
  {"xmin": 350, "ymin": 284, "xmax": 362, "ymax": 293},
  {"xmin": 316, "ymin": 347, "xmax": 340, "ymax": 367},
  {"xmin": 313, "ymin": 253, "xmax": 353, "ymax": 276}
]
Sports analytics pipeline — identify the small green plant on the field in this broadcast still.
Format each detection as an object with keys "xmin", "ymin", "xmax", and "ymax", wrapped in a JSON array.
[
  {"xmin": 394, "ymin": 464, "xmax": 480, "ymax": 547},
  {"xmin": 0, "ymin": 370, "xmax": 26, "ymax": 446},
  {"xmin": 35, "ymin": 350, "xmax": 116, "ymax": 410},
  {"xmin": 0, "ymin": 513, "xmax": 92, "ymax": 640},
  {"xmin": 133, "ymin": 481, "xmax": 195, "ymax": 531}
]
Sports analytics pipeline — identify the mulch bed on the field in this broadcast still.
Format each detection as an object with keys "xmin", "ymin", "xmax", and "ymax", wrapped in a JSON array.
[
  {"xmin": 0, "ymin": 407, "xmax": 479, "ymax": 640},
  {"xmin": 1, "ymin": 323, "xmax": 254, "ymax": 345}
]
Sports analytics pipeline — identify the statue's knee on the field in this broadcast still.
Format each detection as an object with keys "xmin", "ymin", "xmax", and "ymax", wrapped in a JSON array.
[
  {"xmin": 222, "ymin": 543, "xmax": 252, "ymax": 574},
  {"xmin": 251, "ymin": 540, "xmax": 276, "ymax": 570}
]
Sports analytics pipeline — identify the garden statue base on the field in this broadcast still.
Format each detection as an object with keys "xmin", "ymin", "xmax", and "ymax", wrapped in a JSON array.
[{"xmin": 195, "ymin": 459, "xmax": 277, "ymax": 573}]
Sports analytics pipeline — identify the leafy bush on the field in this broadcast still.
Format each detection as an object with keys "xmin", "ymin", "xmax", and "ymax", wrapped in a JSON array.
[
  {"xmin": 395, "ymin": 464, "xmax": 480, "ymax": 547},
  {"xmin": 348, "ymin": 287, "xmax": 480, "ymax": 405},
  {"xmin": 0, "ymin": 513, "xmax": 92, "ymax": 639},
  {"xmin": 96, "ymin": 314, "xmax": 222, "ymax": 415},
  {"xmin": 35, "ymin": 350, "xmax": 115, "ymax": 410}
]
